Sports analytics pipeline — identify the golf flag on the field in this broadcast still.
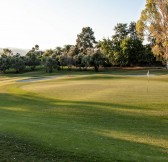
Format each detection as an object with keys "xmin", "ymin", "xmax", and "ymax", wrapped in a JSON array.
[{"xmin": 147, "ymin": 70, "xmax": 150, "ymax": 78}]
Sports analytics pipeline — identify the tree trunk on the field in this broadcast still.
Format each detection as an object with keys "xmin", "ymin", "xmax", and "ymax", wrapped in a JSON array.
[
  {"xmin": 166, "ymin": 60, "xmax": 168, "ymax": 69},
  {"xmin": 166, "ymin": 47, "xmax": 168, "ymax": 69},
  {"xmin": 94, "ymin": 65, "xmax": 99, "ymax": 72}
]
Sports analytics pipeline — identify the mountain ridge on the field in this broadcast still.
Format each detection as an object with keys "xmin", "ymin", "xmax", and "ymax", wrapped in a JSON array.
[{"xmin": 0, "ymin": 47, "xmax": 30, "ymax": 56}]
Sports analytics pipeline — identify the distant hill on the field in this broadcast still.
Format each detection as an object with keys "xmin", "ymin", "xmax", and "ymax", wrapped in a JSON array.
[{"xmin": 0, "ymin": 47, "xmax": 30, "ymax": 56}]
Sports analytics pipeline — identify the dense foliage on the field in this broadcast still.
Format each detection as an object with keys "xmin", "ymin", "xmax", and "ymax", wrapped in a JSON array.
[
  {"xmin": 99, "ymin": 22, "xmax": 159, "ymax": 66},
  {"xmin": 0, "ymin": 24, "xmax": 161, "ymax": 73},
  {"xmin": 137, "ymin": 0, "xmax": 168, "ymax": 68}
]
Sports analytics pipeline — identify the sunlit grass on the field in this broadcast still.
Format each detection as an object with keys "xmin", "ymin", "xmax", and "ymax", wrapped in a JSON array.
[
  {"xmin": 94, "ymin": 129, "xmax": 168, "ymax": 149},
  {"xmin": 0, "ymin": 68, "xmax": 168, "ymax": 161}
]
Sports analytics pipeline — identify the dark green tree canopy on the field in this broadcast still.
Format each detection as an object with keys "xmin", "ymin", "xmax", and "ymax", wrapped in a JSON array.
[
  {"xmin": 113, "ymin": 23, "xmax": 128, "ymax": 41},
  {"xmin": 76, "ymin": 27, "xmax": 97, "ymax": 54}
]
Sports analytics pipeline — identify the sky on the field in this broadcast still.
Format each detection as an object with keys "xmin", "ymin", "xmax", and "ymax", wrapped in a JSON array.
[{"xmin": 0, "ymin": 0, "xmax": 146, "ymax": 50}]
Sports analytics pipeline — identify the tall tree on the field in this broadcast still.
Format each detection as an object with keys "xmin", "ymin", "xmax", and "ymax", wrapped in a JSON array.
[
  {"xmin": 128, "ymin": 22, "xmax": 139, "ymax": 40},
  {"xmin": 98, "ymin": 38, "xmax": 114, "ymax": 64},
  {"xmin": 136, "ymin": 0, "xmax": 168, "ymax": 68},
  {"xmin": 26, "ymin": 45, "xmax": 41, "ymax": 70},
  {"xmin": 99, "ymin": 22, "xmax": 149, "ymax": 67},
  {"xmin": 113, "ymin": 23, "xmax": 128, "ymax": 41},
  {"xmin": 76, "ymin": 27, "xmax": 97, "ymax": 54},
  {"xmin": 120, "ymin": 37, "xmax": 144, "ymax": 66}
]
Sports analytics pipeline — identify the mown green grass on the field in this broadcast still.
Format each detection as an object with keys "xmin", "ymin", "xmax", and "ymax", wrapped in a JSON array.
[{"xmin": 0, "ymin": 68, "xmax": 168, "ymax": 162}]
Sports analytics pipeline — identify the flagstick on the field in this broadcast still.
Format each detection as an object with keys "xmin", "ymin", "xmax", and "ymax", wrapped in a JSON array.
[
  {"xmin": 147, "ymin": 77, "xmax": 149, "ymax": 93},
  {"xmin": 147, "ymin": 70, "xmax": 150, "ymax": 93},
  {"xmin": 147, "ymin": 80, "xmax": 148, "ymax": 93}
]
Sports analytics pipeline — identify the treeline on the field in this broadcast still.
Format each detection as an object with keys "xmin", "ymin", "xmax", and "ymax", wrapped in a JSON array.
[
  {"xmin": 0, "ymin": 22, "xmax": 161, "ymax": 73},
  {"xmin": 99, "ymin": 22, "xmax": 159, "ymax": 67}
]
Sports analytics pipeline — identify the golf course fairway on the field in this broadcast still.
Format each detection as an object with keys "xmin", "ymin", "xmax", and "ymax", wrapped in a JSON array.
[{"xmin": 0, "ymin": 69, "xmax": 168, "ymax": 162}]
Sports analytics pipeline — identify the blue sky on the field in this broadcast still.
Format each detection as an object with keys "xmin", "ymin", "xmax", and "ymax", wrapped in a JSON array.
[{"xmin": 0, "ymin": 0, "xmax": 146, "ymax": 49}]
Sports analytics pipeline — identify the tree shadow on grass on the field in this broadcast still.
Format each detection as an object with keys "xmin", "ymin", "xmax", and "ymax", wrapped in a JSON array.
[
  {"xmin": 1, "ymin": 131, "xmax": 167, "ymax": 162},
  {"xmin": 90, "ymin": 130, "xmax": 168, "ymax": 162},
  {"xmin": 0, "ymin": 92, "xmax": 167, "ymax": 137},
  {"xmin": 0, "ymin": 93, "xmax": 168, "ymax": 161}
]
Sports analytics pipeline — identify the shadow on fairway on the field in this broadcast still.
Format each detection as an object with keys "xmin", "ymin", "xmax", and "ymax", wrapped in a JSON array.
[{"xmin": 0, "ymin": 93, "xmax": 168, "ymax": 161}]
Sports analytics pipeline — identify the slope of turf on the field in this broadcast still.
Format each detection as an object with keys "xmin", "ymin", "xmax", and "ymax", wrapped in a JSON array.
[{"xmin": 0, "ymin": 69, "xmax": 168, "ymax": 162}]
